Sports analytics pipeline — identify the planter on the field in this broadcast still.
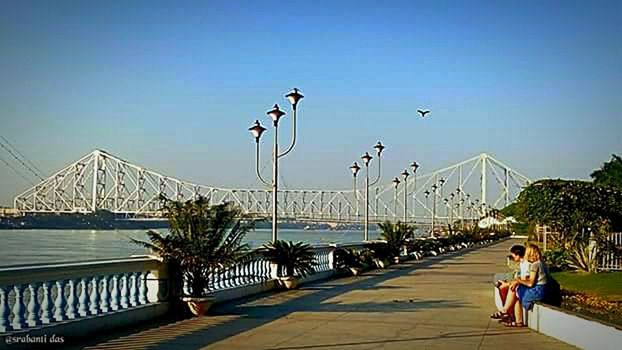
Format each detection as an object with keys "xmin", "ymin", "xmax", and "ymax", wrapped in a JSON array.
[
  {"xmin": 182, "ymin": 296, "xmax": 214, "ymax": 316},
  {"xmin": 349, "ymin": 267, "xmax": 363, "ymax": 276},
  {"xmin": 279, "ymin": 276, "xmax": 299, "ymax": 289},
  {"xmin": 374, "ymin": 258, "xmax": 391, "ymax": 269}
]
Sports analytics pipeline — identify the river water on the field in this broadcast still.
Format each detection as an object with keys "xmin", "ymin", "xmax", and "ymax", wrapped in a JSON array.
[{"xmin": 0, "ymin": 228, "xmax": 381, "ymax": 267}]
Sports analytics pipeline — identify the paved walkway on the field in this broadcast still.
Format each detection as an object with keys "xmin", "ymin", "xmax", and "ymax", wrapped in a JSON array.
[{"xmin": 79, "ymin": 240, "xmax": 576, "ymax": 349}]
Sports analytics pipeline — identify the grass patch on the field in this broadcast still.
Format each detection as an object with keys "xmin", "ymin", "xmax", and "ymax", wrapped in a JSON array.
[{"xmin": 552, "ymin": 271, "xmax": 622, "ymax": 301}]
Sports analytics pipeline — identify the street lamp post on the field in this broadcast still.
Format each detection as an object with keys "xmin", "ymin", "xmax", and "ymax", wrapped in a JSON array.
[
  {"xmin": 449, "ymin": 192, "xmax": 455, "ymax": 229},
  {"xmin": 410, "ymin": 161, "xmax": 419, "ymax": 223},
  {"xmin": 350, "ymin": 162, "xmax": 361, "ymax": 220},
  {"xmin": 431, "ymin": 184, "xmax": 437, "ymax": 237},
  {"xmin": 443, "ymin": 198, "xmax": 449, "ymax": 228},
  {"xmin": 249, "ymin": 88, "xmax": 303, "ymax": 243},
  {"xmin": 401, "ymin": 169, "xmax": 409, "ymax": 223},
  {"xmin": 359, "ymin": 141, "xmax": 385, "ymax": 241},
  {"xmin": 392, "ymin": 177, "xmax": 401, "ymax": 220}
]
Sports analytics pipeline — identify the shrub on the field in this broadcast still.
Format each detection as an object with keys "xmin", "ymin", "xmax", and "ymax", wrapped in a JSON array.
[{"xmin": 544, "ymin": 248, "xmax": 570, "ymax": 272}]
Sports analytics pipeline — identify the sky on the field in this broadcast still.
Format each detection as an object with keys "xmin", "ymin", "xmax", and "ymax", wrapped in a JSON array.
[{"xmin": 1, "ymin": 0, "xmax": 621, "ymax": 206}]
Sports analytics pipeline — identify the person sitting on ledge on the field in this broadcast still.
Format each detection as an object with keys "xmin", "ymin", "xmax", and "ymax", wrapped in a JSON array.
[
  {"xmin": 501, "ymin": 243, "xmax": 549, "ymax": 328},
  {"xmin": 490, "ymin": 244, "xmax": 529, "ymax": 321}
]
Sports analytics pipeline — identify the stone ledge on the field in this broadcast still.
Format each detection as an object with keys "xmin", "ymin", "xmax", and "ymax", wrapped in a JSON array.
[{"xmin": 527, "ymin": 302, "xmax": 622, "ymax": 350}]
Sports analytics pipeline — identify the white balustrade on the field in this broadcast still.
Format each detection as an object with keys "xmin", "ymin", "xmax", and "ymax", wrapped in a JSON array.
[
  {"xmin": 1, "ymin": 243, "xmax": 377, "ymax": 336},
  {"xmin": 0, "ymin": 256, "xmax": 168, "ymax": 334}
]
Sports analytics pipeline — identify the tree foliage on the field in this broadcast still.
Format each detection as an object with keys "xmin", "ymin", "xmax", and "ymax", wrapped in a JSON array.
[
  {"xmin": 262, "ymin": 240, "xmax": 316, "ymax": 278},
  {"xmin": 378, "ymin": 221, "xmax": 415, "ymax": 257},
  {"xmin": 132, "ymin": 198, "xmax": 253, "ymax": 297},
  {"xmin": 591, "ymin": 154, "xmax": 622, "ymax": 190},
  {"xmin": 515, "ymin": 179, "xmax": 622, "ymax": 272}
]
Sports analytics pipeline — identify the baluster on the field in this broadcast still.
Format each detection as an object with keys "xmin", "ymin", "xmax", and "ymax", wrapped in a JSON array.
[
  {"xmin": 88, "ymin": 276, "xmax": 100, "ymax": 315},
  {"xmin": 219, "ymin": 268, "xmax": 226, "ymax": 289},
  {"xmin": 100, "ymin": 276, "xmax": 110, "ymax": 313},
  {"xmin": 230, "ymin": 265, "xmax": 237, "ymax": 287},
  {"xmin": 210, "ymin": 268, "xmax": 217, "ymax": 290},
  {"xmin": 110, "ymin": 275, "xmax": 120, "ymax": 311},
  {"xmin": 244, "ymin": 262, "xmax": 250, "ymax": 284},
  {"xmin": 224, "ymin": 267, "xmax": 231, "ymax": 289},
  {"xmin": 263, "ymin": 260, "xmax": 270, "ymax": 280},
  {"xmin": 139, "ymin": 272, "xmax": 148, "ymax": 305},
  {"xmin": 254, "ymin": 261, "xmax": 261, "ymax": 283},
  {"xmin": 120, "ymin": 274, "xmax": 129, "ymax": 309},
  {"xmin": 65, "ymin": 279, "xmax": 79, "ymax": 319},
  {"xmin": 77, "ymin": 278, "xmax": 89, "ymax": 317},
  {"xmin": 41, "ymin": 281, "xmax": 54, "ymax": 323},
  {"xmin": 12, "ymin": 285, "xmax": 27, "ymax": 329},
  {"xmin": 26, "ymin": 282, "xmax": 42, "ymax": 327},
  {"xmin": 53, "ymin": 280, "xmax": 67, "ymax": 321},
  {"xmin": 0, "ymin": 286, "xmax": 13, "ymax": 332},
  {"xmin": 130, "ymin": 272, "xmax": 140, "ymax": 307}
]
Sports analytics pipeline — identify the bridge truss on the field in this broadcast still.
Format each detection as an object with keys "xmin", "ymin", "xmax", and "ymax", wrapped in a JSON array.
[{"xmin": 14, "ymin": 150, "xmax": 530, "ymax": 224}]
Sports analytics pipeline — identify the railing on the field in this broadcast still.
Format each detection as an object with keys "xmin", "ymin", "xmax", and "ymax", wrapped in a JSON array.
[
  {"xmin": 0, "ymin": 256, "xmax": 168, "ymax": 333},
  {"xmin": 0, "ymin": 242, "xmax": 370, "ymax": 335},
  {"xmin": 181, "ymin": 243, "xmax": 367, "ymax": 295},
  {"xmin": 600, "ymin": 232, "xmax": 622, "ymax": 271},
  {"xmin": 182, "ymin": 255, "xmax": 273, "ymax": 295},
  {"xmin": 0, "ymin": 237, "xmax": 494, "ymax": 337}
]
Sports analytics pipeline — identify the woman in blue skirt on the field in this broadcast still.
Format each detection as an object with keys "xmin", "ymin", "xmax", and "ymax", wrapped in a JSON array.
[{"xmin": 504, "ymin": 243, "xmax": 549, "ymax": 327}]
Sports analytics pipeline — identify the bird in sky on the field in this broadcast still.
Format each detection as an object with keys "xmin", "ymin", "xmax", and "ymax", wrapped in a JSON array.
[{"xmin": 417, "ymin": 109, "xmax": 430, "ymax": 118}]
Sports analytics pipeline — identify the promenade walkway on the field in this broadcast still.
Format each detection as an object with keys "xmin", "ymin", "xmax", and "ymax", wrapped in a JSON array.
[{"xmin": 78, "ymin": 240, "xmax": 576, "ymax": 349}]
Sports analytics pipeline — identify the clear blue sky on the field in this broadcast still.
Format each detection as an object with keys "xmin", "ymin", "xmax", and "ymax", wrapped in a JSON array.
[{"xmin": 1, "ymin": 0, "xmax": 621, "ymax": 206}]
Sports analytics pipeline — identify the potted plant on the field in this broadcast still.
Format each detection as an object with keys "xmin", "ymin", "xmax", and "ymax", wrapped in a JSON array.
[
  {"xmin": 132, "ymin": 198, "xmax": 252, "ymax": 316},
  {"xmin": 366, "ymin": 242, "xmax": 393, "ymax": 268},
  {"xmin": 262, "ymin": 240, "xmax": 316, "ymax": 289},
  {"xmin": 379, "ymin": 221, "xmax": 414, "ymax": 264},
  {"xmin": 334, "ymin": 248, "xmax": 364, "ymax": 276}
]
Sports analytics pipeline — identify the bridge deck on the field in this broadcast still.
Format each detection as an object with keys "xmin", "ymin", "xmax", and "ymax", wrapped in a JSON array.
[{"xmin": 77, "ymin": 241, "xmax": 575, "ymax": 350}]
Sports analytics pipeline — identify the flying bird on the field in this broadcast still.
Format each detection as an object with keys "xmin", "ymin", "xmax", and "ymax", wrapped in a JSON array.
[{"xmin": 417, "ymin": 109, "xmax": 430, "ymax": 118}]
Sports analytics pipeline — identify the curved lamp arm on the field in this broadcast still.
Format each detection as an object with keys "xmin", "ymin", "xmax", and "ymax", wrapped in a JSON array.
[
  {"xmin": 278, "ymin": 106, "xmax": 297, "ymax": 159},
  {"xmin": 255, "ymin": 141, "xmax": 271, "ymax": 187},
  {"xmin": 369, "ymin": 155, "xmax": 382, "ymax": 186}
]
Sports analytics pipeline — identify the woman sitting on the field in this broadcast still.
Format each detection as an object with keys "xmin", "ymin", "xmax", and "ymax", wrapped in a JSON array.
[{"xmin": 499, "ymin": 243, "xmax": 549, "ymax": 327}]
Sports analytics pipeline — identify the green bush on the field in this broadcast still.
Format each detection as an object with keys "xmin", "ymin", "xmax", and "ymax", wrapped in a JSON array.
[{"xmin": 544, "ymin": 248, "xmax": 570, "ymax": 272}]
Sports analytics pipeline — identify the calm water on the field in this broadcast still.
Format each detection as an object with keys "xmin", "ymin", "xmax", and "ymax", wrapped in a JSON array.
[{"xmin": 0, "ymin": 228, "xmax": 381, "ymax": 267}]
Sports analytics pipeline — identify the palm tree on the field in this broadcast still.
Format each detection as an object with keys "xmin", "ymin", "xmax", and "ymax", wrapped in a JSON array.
[
  {"xmin": 262, "ymin": 240, "xmax": 316, "ymax": 278},
  {"xmin": 379, "ymin": 221, "xmax": 414, "ymax": 257},
  {"xmin": 132, "ymin": 198, "xmax": 253, "ymax": 297}
]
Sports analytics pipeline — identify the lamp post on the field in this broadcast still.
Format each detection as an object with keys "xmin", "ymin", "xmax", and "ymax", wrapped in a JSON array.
[
  {"xmin": 410, "ymin": 161, "xmax": 419, "ymax": 223},
  {"xmin": 443, "ymin": 198, "xmax": 449, "ymax": 230},
  {"xmin": 350, "ymin": 162, "xmax": 361, "ymax": 219},
  {"xmin": 424, "ymin": 189, "xmax": 430, "ymax": 230},
  {"xmin": 401, "ymin": 169, "xmax": 409, "ymax": 223},
  {"xmin": 449, "ymin": 192, "xmax": 455, "ymax": 229},
  {"xmin": 359, "ymin": 141, "xmax": 385, "ymax": 241},
  {"xmin": 431, "ymin": 184, "xmax": 438, "ymax": 237},
  {"xmin": 392, "ymin": 177, "xmax": 401, "ymax": 220},
  {"xmin": 249, "ymin": 88, "xmax": 303, "ymax": 243}
]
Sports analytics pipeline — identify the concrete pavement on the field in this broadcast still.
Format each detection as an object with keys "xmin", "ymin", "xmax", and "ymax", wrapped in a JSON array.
[{"xmin": 79, "ymin": 240, "xmax": 577, "ymax": 349}]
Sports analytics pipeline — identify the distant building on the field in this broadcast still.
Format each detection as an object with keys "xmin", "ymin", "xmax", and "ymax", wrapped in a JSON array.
[{"xmin": 0, "ymin": 207, "xmax": 21, "ymax": 217}]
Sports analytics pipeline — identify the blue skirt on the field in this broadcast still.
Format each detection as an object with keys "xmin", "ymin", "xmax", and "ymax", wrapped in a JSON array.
[{"xmin": 517, "ymin": 284, "xmax": 546, "ymax": 310}]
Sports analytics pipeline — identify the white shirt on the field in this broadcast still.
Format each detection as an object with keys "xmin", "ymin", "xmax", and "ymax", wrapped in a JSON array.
[{"xmin": 519, "ymin": 259, "xmax": 530, "ymax": 279}]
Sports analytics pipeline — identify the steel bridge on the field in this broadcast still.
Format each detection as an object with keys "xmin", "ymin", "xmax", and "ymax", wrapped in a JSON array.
[{"xmin": 13, "ymin": 149, "xmax": 530, "ymax": 224}]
